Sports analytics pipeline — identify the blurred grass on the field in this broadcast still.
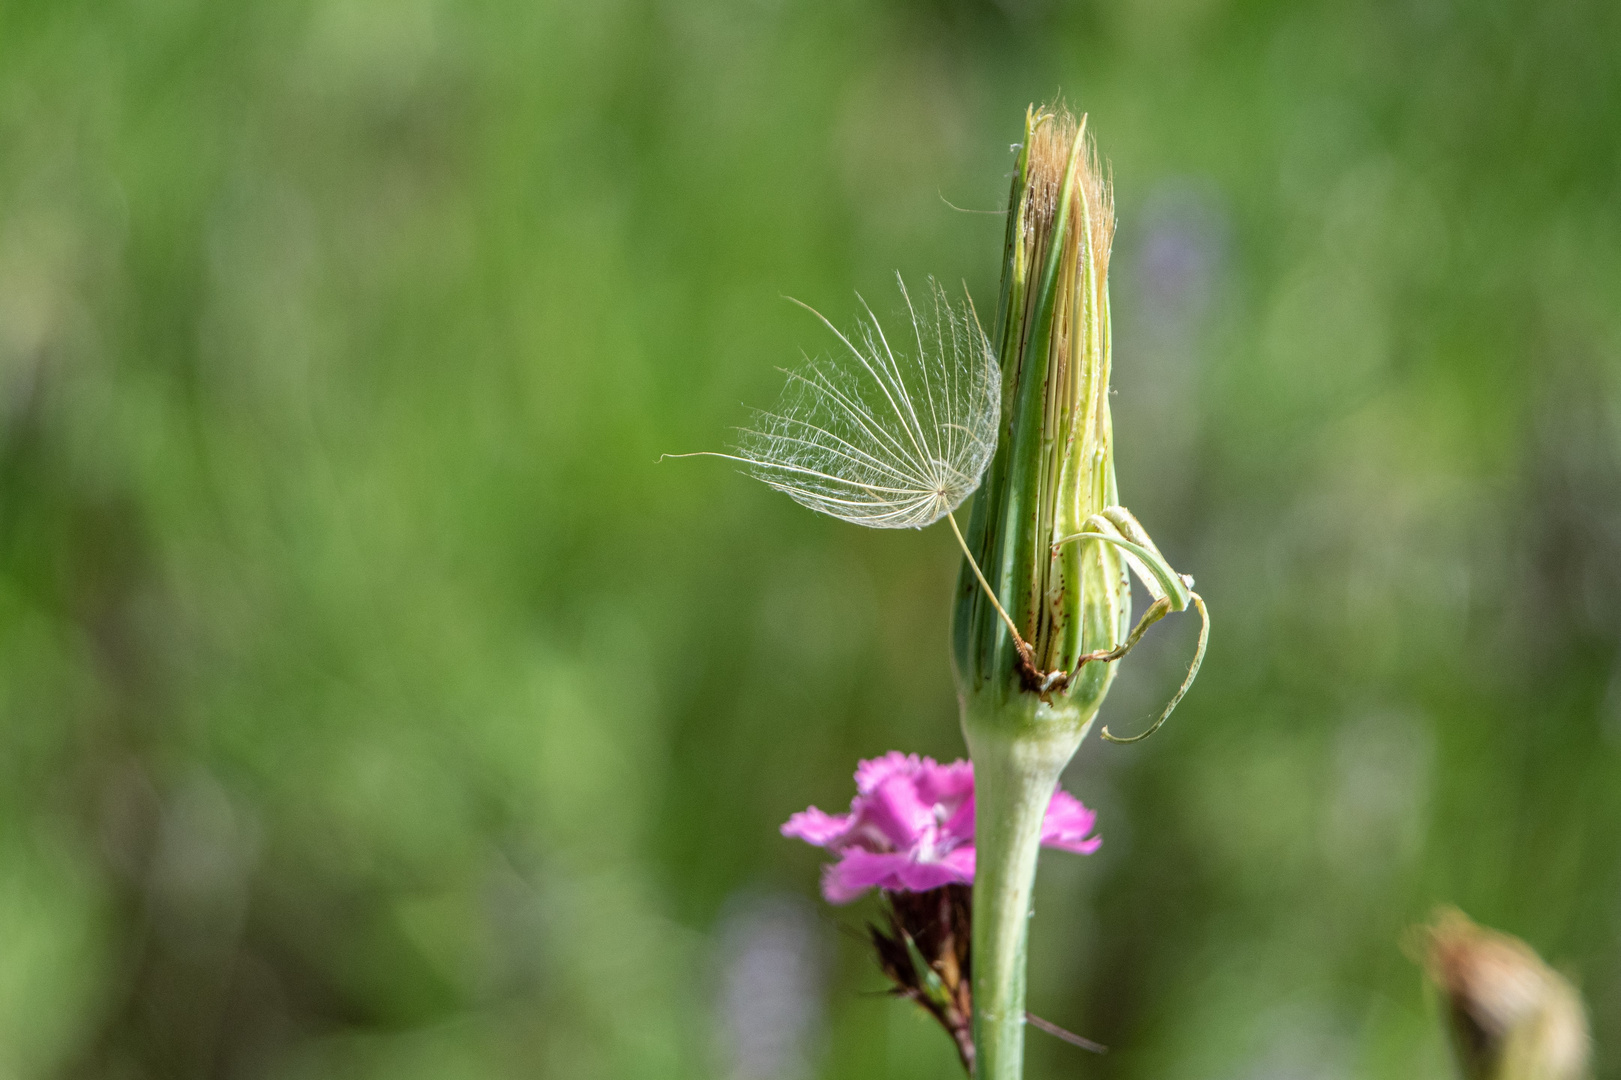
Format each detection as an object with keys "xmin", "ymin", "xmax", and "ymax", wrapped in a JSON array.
[{"xmin": 0, "ymin": 0, "xmax": 1619, "ymax": 1078}]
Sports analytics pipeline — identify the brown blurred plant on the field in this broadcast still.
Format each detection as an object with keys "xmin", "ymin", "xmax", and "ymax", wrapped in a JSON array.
[{"xmin": 1419, "ymin": 908, "xmax": 1590, "ymax": 1080}]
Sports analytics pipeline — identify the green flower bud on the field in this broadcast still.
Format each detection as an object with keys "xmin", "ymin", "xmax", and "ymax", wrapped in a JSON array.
[{"xmin": 952, "ymin": 105, "xmax": 1127, "ymax": 715}]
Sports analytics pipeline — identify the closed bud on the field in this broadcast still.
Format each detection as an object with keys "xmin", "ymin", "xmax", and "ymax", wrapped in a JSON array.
[{"xmin": 953, "ymin": 105, "xmax": 1125, "ymax": 715}]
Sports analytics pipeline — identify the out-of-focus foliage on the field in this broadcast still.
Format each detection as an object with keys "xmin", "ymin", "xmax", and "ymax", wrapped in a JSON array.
[{"xmin": 0, "ymin": 1, "xmax": 1617, "ymax": 1079}]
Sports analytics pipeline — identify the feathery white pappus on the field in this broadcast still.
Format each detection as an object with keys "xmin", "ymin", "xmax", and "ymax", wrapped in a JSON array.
[{"xmin": 687, "ymin": 275, "xmax": 1000, "ymax": 530}]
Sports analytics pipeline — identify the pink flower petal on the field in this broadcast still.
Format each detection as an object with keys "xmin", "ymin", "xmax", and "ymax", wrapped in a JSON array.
[
  {"xmin": 913, "ymin": 758, "xmax": 974, "ymax": 807},
  {"xmin": 854, "ymin": 751, "xmax": 921, "ymax": 795},
  {"xmin": 821, "ymin": 850, "xmax": 917, "ymax": 904},
  {"xmin": 891, "ymin": 858, "xmax": 974, "ymax": 893},
  {"xmin": 780, "ymin": 807, "xmax": 850, "ymax": 847},
  {"xmin": 936, "ymin": 845, "xmax": 976, "ymax": 881},
  {"xmin": 941, "ymin": 793, "xmax": 976, "ymax": 845},
  {"xmin": 853, "ymin": 774, "xmax": 934, "ymax": 849},
  {"xmin": 1041, "ymin": 790, "xmax": 1101, "ymax": 854}
]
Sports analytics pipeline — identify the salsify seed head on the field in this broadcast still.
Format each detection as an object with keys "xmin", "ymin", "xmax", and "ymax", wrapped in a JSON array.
[{"xmin": 730, "ymin": 275, "xmax": 1000, "ymax": 529}]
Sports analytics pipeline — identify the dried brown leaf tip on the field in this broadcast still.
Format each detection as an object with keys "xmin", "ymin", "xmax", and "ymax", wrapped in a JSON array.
[
  {"xmin": 1421, "ymin": 907, "xmax": 1590, "ymax": 1080},
  {"xmin": 870, "ymin": 885, "xmax": 976, "ymax": 1074}
]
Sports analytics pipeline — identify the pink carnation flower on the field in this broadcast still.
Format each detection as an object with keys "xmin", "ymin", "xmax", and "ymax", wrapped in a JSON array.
[{"xmin": 782, "ymin": 751, "xmax": 1101, "ymax": 904}]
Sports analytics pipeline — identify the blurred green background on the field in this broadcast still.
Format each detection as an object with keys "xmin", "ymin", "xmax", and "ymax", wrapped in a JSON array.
[{"xmin": 1, "ymin": 0, "xmax": 1618, "ymax": 1077}]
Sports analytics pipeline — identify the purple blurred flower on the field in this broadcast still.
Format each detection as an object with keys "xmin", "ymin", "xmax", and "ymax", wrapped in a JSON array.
[{"xmin": 782, "ymin": 752, "xmax": 1100, "ymax": 904}]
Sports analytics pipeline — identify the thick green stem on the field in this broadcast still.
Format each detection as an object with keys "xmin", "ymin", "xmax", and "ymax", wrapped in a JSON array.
[{"xmin": 962, "ymin": 695, "xmax": 1097, "ymax": 1080}]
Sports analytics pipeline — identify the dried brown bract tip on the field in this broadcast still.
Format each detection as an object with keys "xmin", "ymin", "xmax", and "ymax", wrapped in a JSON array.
[
  {"xmin": 1022, "ymin": 105, "xmax": 1114, "ymax": 292},
  {"xmin": 1022, "ymin": 109, "xmax": 1075, "ymax": 238},
  {"xmin": 1420, "ymin": 907, "xmax": 1590, "ymax": 1080}
]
